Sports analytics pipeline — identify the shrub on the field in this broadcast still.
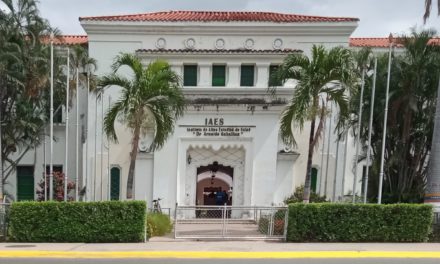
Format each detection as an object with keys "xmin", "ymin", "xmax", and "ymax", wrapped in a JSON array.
[
  {"xmin": 258, "ymin": 211, "xmax": 286, "ymax": 236},
  {"xmin": 287, "ymin": 203, "xmax": 433, "ymax": 242},
  {"xmin": 146, "ymin": 213, "xmax": 173, "ymax": 238},
  {"xmin": 284, "ymin": 185, "xmax": 327, "ymax": 204},
  {"xmin": 36, "ymin": 172, "xmax": 75, "ymax": 201},
  {"xmin": 9, "ymin": 201, "xmax": 146, "ymax": 242}
]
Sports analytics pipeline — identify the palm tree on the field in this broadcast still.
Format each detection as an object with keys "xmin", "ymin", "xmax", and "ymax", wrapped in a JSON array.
[
  {"xmin": 100, "ymin": 53, "xmax": 185, "ymax": 199},
  {"xmin": 424, "ymin": 0, "xmax": 440, "ymax": 23},
  {"xmin": 272, "ymin": 45, "xmax": 356, "ymax": 203}
]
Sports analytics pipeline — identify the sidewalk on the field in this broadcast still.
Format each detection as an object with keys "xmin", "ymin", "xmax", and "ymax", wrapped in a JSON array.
[{"xmin": 0, "ymin": 239, "xmax": 439, "ymax": 258}]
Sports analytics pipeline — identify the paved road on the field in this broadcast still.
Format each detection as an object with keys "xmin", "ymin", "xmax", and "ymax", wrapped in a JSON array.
[{"xmin": 0, "ymin": 259, "xmax": 439, "ymax": 264}]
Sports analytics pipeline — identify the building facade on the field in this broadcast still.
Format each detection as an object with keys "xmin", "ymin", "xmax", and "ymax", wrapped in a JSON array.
[{"xmin": 9, "ymin": 11, "xmax": 392, "ymax": 208}]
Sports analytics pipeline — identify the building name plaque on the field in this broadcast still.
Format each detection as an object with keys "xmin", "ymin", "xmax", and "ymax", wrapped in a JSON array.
[{"xmin": 180, "ymin": 118, "xmax": 254, "ymax": 137}]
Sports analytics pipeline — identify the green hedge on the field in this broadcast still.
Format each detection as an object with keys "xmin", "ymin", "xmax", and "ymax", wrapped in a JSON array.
[
  {"xmin": 287, "ymin": 203, "xmax": 433, "ymax": 242},
  {"xmin": 9, "ymin": 201, "xmax": 146, "ymax": 242}
]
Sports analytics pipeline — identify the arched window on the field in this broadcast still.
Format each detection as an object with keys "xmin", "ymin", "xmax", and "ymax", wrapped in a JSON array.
[{"xmin": 110, "ymin": 167, "xmax": 121, "ymax": 200}]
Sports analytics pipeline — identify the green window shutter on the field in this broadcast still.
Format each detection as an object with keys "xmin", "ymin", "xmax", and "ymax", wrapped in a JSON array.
[
  {"xmin": 240, "ymin": 65, "xmax": 255, "ymax": 86},
  {"xmin": 311, "ymin": 168, "xmax": 318, "ymax": 193},
  {"xmin": 184, "ymin": 65, "xmax": 197, "ymax": 86},
  {"xmin": 269, "ymin": 65, "xmax": 282, "ymax": 86},
  {"xmin": 17, "ymin": 166, "xmax": 34, "ymax": 201},
  {"xmin": 110, "ymin": 167, "xmax": 121, "ymax": 200},
  {"xmin": 212, "ymin": 65, "xmax": 226, "ymax": 86}
]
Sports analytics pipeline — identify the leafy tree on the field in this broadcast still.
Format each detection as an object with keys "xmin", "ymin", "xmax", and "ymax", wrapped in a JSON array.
[
  {"xmin": 350, "ymin": 29, "xmax": 440, "ymax": 203},
  {"xmin": 0, "ymin": 0, "xmax": 67, "ymax": 199},
  {"xmin": 100, "ymin": 54, "xmax": 185, "ymax": 199},
  {"xmin": 271, "ymin": 45, "xmax": 356, "ymax": 203}
]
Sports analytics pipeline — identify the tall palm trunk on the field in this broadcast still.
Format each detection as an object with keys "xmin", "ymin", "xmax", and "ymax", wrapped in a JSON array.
[
  {"xmin": 425, "ymin": 75, "xmax": 440, "ymax": 207},
  {"xmin": 127, "ymin": 123, "xmax": 140, "ymax": 199},
  {"xmin": 303, "ymin": 118, "xmax": 316, "ymax": 203}
]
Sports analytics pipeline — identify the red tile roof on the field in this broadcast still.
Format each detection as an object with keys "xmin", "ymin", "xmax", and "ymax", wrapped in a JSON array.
[
  {"xmin": 136, "ymin": 48, "xmax": 301, "ymax": 54},
  {"xmin": 349, "ymin": 37, "xmax": 440, "ymax": 48},
  {"xmin": 80, "ymin": 11, "xmax": 358, "ymax": 23},
  {"xmin": 57, "ymin": 35, "xmax": 88, "ymax": 46},
  {"xmin": 41, "ymin": 35, "xmax": 88, "ymax": 46}
]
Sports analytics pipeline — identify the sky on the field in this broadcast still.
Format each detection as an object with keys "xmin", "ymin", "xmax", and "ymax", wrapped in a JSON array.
[{"xmin": 6, "ymin": 0, "xmax": 440, "ymax": 37}]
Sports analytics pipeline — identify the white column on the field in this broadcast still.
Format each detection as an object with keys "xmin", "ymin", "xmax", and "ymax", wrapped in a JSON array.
[
  {"xmin": 227, "ymin": 63, "xmax": 241, "ymax": 88},
  {"xmin": 198, "ymin": 63, "xmax": 211, "ymax": 87},
  {"xmin": 255, "ymin": 63, "xmax": 270, "ymax": 88}
]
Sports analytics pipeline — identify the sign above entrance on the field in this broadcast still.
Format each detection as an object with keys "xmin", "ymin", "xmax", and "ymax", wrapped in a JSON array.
[{"xmin": 180, "ymin": 118, "xmax": 255, "ymax": 137}]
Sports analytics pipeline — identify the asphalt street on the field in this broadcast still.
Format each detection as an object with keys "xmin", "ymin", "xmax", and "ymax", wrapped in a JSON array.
[{"xmin": 0, "ymin": 259, "xmax": 439, "ymax": 264}]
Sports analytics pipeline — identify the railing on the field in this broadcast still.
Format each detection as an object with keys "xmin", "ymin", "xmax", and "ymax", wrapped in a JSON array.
[
  {"xmin": 0, "ymin": 203, "xmax": 10, "ymax": 241},
  {"xmin": 174, "ymin": 205, "xmax": 288, "ymax": 240}
]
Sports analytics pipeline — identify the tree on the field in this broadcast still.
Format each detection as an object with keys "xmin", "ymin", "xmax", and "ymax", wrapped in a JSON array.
[
  {"xmin": 350, "ymin": 29, "xmax": 440, "ymax": 203},
  {"xmin": 424, "ymin": 0, "xmax": 440, "ymax": 23},
  {"xmin": 100, "ymin": 54, "xmax": 185, "ymax": 199},
  {"xmin": 0, "ymin": 0, "xmax": 68, "ymax": 201},
  {"xmin": 272, "ymin": 45, "xmax": 356, "ymax": 203}
]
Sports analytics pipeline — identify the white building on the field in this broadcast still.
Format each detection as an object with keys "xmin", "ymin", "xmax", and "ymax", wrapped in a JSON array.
[{"xmin": 9, "ymin": 11, "xmax": 389, "ymax": 207}]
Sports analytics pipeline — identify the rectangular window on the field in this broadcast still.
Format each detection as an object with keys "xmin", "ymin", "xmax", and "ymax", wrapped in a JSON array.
[
  {"xmin": 183, "ymin": 65, "xmax": 197, "ymax": 86},
  {"xmin": 311, "ymin": 167, "xmax": 318, "ymax": 193},
  {"xmin": 269, "ymin": 65, "xmax": 282, "ymax": 86},
  {"xmin": 17, "ymin": 166, "xmax": 34, "ymax": 201},
  {"xmin": 212, "ymin": 65, "xmax": 226, "ymax": 86},
  {"xmin": 240, "ymin": 65, "xmax": 255, "ymax": 86}
]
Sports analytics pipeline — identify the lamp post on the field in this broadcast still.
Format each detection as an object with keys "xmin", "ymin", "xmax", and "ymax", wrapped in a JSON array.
[
  {"xmin": 363, "ymin": 58, "xmax": 378, "ymax": 204},
  {"xmin": 378, "ymin": 34, "xmax": 394, "ymax": 204},
  {"xmin": 49, "ymin": 32, "xmax": 54, "ymax": 201},
  {"xmin": 64, "ymin": 47, "xmax": 70, "ymax": 202}
]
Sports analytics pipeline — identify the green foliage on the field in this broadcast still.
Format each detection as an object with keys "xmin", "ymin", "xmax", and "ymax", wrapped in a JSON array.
[
  {"xmin": 284, "ymin": 186, "xmax": 327, "ymax": 204},
  {"xmin": 348, "ymin": 29, "xmax": 440, "ymax": 202},
  {"xmin": 9, "ymin": 201, "xmax": 146, "ymax": 242},
  {"xmin": 146, "ymin": 213, "xmax": 173, "ymax": 238},
  {"xmin": 99, "ymin": 54, "xmax": 185, "ymax": 198},
  {"xmin": 287, "ymin": 203, "xmax": 433, "ymax": 242}
]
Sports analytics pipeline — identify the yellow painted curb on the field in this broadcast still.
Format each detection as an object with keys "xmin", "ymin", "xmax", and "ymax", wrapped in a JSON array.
[{"xmin": 0, "ymin": 251, "xmax": 439, "ymax": 259}]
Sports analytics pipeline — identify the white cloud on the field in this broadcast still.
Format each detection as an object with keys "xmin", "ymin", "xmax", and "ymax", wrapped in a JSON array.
[{"xmin": 36, "ymin": 0, "xmax": 440, "ymax": 36}]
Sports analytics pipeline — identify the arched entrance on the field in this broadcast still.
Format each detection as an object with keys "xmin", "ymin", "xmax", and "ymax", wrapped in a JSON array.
[{"xmin": 196, "ymin": 162, "xmax": 233, "ymax": 205}]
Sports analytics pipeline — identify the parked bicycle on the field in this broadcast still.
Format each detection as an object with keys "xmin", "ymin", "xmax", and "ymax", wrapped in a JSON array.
[{"xmin": 152, "ymin": 198, "xmax": 162, "ymax": 214}]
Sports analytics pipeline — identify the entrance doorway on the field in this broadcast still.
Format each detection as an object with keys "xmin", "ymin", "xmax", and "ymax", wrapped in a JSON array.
[{"xmin": 196, "ymin": 161, "xmax": 233, "ymax": 206}]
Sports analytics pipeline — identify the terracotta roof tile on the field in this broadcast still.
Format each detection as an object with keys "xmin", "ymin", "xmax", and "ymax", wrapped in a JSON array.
[
  {"xmin": 41, "ymin": 35, "xmax": 88, "ymax": 46},
  {"xmin": 349, "ymin": 37, "xmax": 440, "ymax": 48},
  {"xmin": 136, "ymin": 48, "xmax": 301, "ymax": 54},
  {"xmin": 80, "ymin": 11, "xmax": 358, "ymax": 23}
]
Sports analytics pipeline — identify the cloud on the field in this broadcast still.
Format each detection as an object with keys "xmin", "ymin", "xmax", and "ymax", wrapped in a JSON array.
[{"xmin": 36, "ymin": 0, "xmax": 440, "ymax": 36}]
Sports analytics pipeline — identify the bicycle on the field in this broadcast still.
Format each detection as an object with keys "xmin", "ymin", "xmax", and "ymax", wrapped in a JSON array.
[{"xmin": 152, "ymin": 198, "xmax": 162, "ymax": 214}]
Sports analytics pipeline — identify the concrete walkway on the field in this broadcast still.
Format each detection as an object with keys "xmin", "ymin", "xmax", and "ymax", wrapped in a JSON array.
[{"xmin": 0, "ymin": 240, "xmax": 439, "ymax": 252}]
